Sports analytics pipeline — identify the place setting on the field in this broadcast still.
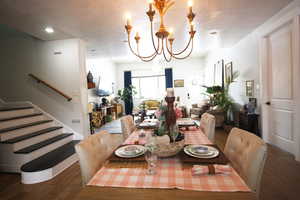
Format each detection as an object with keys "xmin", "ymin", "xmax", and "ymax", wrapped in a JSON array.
[
  {"xmin": 137, "ymin": 119, "xmax": 159, "ymax": 129},
  {"xmin": 179, "ymin": 144, "xmax": 229, "ymax": 165},
  {"xmin": 177, "ymin": 118, "xmax": 197, "ymax": 127},
  {"xmin": 184, "ymin": 144, "xmax": 219, "ymax": 158},
  {"xmin": 114, "ymin": 145, "xmax": 146, "ymax": 158}
]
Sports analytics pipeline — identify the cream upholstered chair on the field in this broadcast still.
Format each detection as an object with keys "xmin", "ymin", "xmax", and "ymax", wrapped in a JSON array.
[
  {"xmin": 75, "ymin": 130, "xmax": 123, "ymax": 185},
  {"xmin": 224, "ymin": 128, "xmax": 267, "ymax": 196},
  {"xmin": 199, "ymin": 113, "xmax": 216, "ymax": 142},
  {"xmin": 120, "ymin": 115, "xmax": 136, "ymax": 140}
]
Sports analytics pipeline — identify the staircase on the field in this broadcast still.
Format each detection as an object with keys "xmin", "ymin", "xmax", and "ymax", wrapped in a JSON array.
[{"xmin": 0, "ymin": 104, "xmax": 80, "ymax": 184}]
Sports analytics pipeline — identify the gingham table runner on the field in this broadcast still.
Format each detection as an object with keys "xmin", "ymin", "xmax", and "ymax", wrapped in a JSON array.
[
  {"xmin": 88, "ymin": 129, "xmax": 251, "ymax": 192},
  {"xmin": 124, "ymin": 128, "xmax": 212, "ymax": 145}
]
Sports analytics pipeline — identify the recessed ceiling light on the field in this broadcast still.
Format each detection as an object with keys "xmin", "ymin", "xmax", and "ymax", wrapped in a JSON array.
[
  {"xmin": 45, "ymin": 27, "xmax": 54, "ymax": 34},
  {"xmin": 209, "ymin": 31, "xmax": 218, "ymax": 35}
]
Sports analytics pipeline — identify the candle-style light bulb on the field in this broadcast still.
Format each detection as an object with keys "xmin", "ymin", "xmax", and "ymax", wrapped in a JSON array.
[
  {"xmin": 135, "ymin": 32, "xmax": 139, "ymax": 37},
  {"xmin": 148, "ymin": 0, "xmax": 154, "ymax": 11},
  {"xmin": 125, "ymin": 12, "xmax": 131, "ymax": 26},
  {"xmin": 169, "ymin": 28, "xmax": 174, "ymax": 39},
  {"xmin": 190, "ymin": 22, "xmax": 195, "ymax": 31},
  {"xmin": 188, "ymin": 0, "xmax": 193, "ymax": 14}
]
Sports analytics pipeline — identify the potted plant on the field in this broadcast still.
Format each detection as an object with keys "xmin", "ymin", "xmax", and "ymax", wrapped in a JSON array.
[
  {"xmin": 202, "ymin": 71, "xmax": 239, "ymax": 132},
  {"xmin": 117, "ymin": 85, "xmax": 137, "ymax": 115}
]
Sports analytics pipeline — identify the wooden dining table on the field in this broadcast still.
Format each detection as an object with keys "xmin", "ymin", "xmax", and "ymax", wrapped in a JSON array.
[
  {"xmin": 72, "ymin": 125, "xmax": 256, "ymax": 200},
  {"xmin": 72, "ymin": 186, "xmax": 256, "ymax": 200}
]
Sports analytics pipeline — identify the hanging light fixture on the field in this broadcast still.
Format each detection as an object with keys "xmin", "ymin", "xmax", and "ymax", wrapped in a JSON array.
[{"xmin": 124, "ymin": 0, "xmax": 196, "ymax": 62}]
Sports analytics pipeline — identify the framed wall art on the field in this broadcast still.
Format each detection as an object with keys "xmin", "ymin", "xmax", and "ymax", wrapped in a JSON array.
[
  {"xmin": 174, "ymin": 79, "xmax": 184, "ymax": 87},
  {"xmin": 225, "ymin": 62, "xmax": 233, "ymax": 83},
  {"xmin": 246, "ymin": 80, "xmax": 254, "ymax": 97},
  {"xmin": 214, "ymin": 60, "xmax": 224, "ymax": 88}
]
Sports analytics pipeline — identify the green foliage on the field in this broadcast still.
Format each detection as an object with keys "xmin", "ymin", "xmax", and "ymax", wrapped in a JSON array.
[
  {"xmin": 105, "ymin": 115, "xmax": 112, "ymax": 123},
  {"xmin": 202, "ymin": 71, "xmax": 239, "ymax": 123},
  {"xmin": 157, "ymin": 122, "xmax": 166, "ymax": 136},
  {"xmin": 203, "ymin": 85, "xmax": 223, "ymax": 94},
  {"xmin": 117, "ymin": 85, "xmax": 137, "ymax": 103}
]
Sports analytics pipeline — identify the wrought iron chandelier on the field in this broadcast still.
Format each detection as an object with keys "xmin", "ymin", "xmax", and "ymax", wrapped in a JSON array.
[{"xmin": 124, "ymin": 0, "xmax": 196, "ymax": 62}]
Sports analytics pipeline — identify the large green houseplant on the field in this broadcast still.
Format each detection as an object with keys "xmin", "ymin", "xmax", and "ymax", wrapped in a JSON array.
[{"xmin": 202, "ymin": 71, "xmax": 239, "ymax": 124}]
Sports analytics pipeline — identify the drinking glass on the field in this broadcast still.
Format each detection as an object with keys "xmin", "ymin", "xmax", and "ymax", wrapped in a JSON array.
[{"xmin": 145, "ymin": 149, "xmax": 158, "ymax": 175}]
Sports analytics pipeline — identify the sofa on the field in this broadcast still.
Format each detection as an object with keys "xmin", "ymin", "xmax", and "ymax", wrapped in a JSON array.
[
  {"xmin": 143, "ymin": 100, "xmax": 160, "ymax": 110},
  {"xmin": 190, "ymin": 100, "xmax": 225, "ymax": 128},
  {"xmin": 190, "ymin": 101, "xmax": 210, "ymax": 119}
]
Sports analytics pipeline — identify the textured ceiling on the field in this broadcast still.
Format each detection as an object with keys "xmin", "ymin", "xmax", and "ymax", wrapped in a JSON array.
[{"xmin": 0, "ymin": 0, "xmax": 293, "ymax": 60}]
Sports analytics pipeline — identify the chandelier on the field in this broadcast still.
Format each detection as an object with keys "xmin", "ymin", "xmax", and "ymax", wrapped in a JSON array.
[{"xmin": 124, "ymin": 0, "xmax": 196, "ymax": 62}]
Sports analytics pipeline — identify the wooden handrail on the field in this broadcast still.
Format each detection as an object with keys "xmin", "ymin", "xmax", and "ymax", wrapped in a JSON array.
[{"xmin": 28, "ymin": 74, "xmax": 72, "ymax": 101}]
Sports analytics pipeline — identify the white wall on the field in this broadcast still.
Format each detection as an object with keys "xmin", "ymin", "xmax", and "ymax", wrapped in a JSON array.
[
  {"xmin": 115, "ymin": 58, "xmax": 206, "ymax": 108},
  {"xmin": 203, "ymin": 0, "xmax": 300, "ymax": 161},
  {"xmin": 204, "ymin": 35, "xmax": 261, "ymax": 108},
  {"xmin": 86, "ymin": 58, "xmax": 117, "ymax": 102},
  {"xmin": 0, "ymin": 28, "xmax": 89, "ymax": 138},
  {"xmin": 204, "ymin": 0, "xmax": 300, "ymax": 111}
]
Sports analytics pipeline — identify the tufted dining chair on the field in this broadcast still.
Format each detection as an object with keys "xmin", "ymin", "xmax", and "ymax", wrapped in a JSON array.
[
  {"xmin": 224, "ymin": 128, "xmax": 267, "ymax": 196},
  {"xmin": 199, "ymin": 113, "xmax": 216, "ymax": 143},
  {"xmin": 75, "ymin": 130, "xmax": 123, "ymax": 185},
  {"xmin": 120, "ymin": 115, "xmax": 136, "ymax": 140}
]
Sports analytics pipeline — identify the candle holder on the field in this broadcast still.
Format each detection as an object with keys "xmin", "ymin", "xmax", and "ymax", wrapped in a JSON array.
[{"xmin": 165, "ymin": 96, "xmax": 176, "ymax": 141}]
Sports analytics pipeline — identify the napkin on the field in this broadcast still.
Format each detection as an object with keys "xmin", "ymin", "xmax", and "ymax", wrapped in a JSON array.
[{"xmin": 192, "ymin": 164, "xmax": 232, "ymax": 175}]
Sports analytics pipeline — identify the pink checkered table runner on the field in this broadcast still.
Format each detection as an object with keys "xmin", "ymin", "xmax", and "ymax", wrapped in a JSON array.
[
  {"xmin": 88, "ymin": 129, "xmax": 251, "ymax": 192},
  {"xmin": 124, "ymin": 128, "xmax": 212, "ymax": 145}
]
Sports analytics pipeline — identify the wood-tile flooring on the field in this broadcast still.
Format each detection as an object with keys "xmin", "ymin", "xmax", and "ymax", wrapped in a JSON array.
[{"xmin": 1, "ymin": 128, "xmax": 300, "ymax": 200}]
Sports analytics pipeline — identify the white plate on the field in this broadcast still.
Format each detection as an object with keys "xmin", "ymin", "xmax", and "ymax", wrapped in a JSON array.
[
  {"xmin": 115, "ymin": 145, "xmax": 146, "ymax": 158},
  {"xmin": 177, "ymin": 121, "xmax": 195, "ymax": 126},
  {"xmin": 139, "ymin": 122, "xmax": 157, "ymax": 127},
  {"xmin": 187, "ymin": 145, "xmax": 214, "ymax": 155},
  {"xmin": 184, "ymin": 145, "xmax": 219, "ymax": 159}
]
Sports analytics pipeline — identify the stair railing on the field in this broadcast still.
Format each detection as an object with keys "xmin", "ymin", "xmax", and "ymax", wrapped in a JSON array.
[{"xmin": 28, "ymin": 74, "xmax": 72, "ymax": 101}]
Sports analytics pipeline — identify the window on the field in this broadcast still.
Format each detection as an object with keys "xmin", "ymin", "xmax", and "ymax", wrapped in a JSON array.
[{"xmin": 132, "ymin": 75, "xmax": 166, "ymax": 100}]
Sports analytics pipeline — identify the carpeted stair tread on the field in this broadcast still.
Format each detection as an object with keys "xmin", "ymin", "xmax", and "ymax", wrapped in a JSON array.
[
  {"xmin": 0, "ymin": 120, "xmax": 53, "ymax": 134},
  {"xmin": 14, "ymin": 133, "xmax": 73, "ymax": 154},
  {"xmin": 1, "ymin": 126, "xmax": 62, "ymax": 144},
  {"xmin": 0, "ymin": 106, "xmax": 34, "ymax": 112},
  {"xmin": 21, "ymin": 140, "xmax": 80, "ymax": 172},
  {"xmin": 0, "ymin": 113, "xmax": 43, "ymax": 122}
]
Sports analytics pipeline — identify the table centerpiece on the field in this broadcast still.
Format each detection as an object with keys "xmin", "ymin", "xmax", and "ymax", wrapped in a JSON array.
[{"xmin": 153, "ymin": 88, "xmax": 185, "ymax": 157}]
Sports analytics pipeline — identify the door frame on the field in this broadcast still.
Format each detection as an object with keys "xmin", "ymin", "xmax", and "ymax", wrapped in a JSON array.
[{"xmin": 259, "ymin": 8, "xmax": 300, "ymax": 161}]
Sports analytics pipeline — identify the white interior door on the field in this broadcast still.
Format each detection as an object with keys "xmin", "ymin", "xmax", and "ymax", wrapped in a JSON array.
[{"xmin": 262, "ymin": 19, "xmax": 299, "ymax": 155}]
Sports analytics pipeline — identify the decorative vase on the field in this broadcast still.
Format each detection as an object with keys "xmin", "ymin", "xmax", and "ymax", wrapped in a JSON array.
[{"xmin": 87, "ymin": 71, "xmax": 93, "ymax": 83}]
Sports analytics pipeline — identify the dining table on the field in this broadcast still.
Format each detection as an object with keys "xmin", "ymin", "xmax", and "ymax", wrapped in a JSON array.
[{"xmin": 71, "ymin": 121, "xmax": 256, "ymax": 200}]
